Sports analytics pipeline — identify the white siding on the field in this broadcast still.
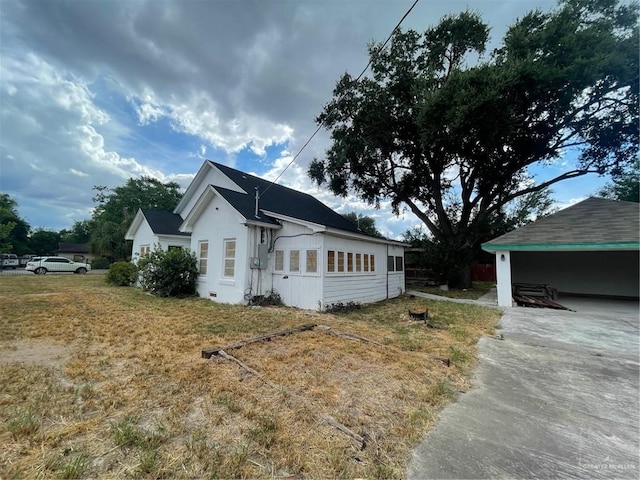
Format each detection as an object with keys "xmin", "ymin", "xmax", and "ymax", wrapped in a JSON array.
[
  {"xmin": 269, "ymin": 222, "xmax": 323, "ymax": 310},
  {"xmin": 512, "ymin": 250, "xmax": 639, "ymax": 298},
  {"xmin": 191, "ymin": 195, "xmax": 249, "ymax": 304},
  {"xmin": 130, "ymin": 220, "xmax": 156, "ymax": 264},
  {"xmin": 322, "ymin": 237, "xmax": 404, "ymax": 309},
  {"xmin": 130, "ymin": 219, "xmax": 192, "ymax": 264},
  {"xmin": 386, "ymin": 244, "xmax": 406, "ymax": 299}
]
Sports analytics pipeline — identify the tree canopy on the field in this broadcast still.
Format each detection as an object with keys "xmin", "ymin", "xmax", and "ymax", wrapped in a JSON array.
[
  {"xmin": 0, "ymin": 193, "xmax": 31, "ymax": 255},
  {"xmin": 309, "ymin": 0, "xmax": 638, "ymax": 287},
  {"xmin": 598, "ymin": 159, "xmax": 639, "ymax": 203},
  {"xmin": 90, "ymin": 177, "xmax": 182, "ymax": 261},
  {"xmin": 341, "ymin": 212, "xmax": 383, "ymax": 237}
]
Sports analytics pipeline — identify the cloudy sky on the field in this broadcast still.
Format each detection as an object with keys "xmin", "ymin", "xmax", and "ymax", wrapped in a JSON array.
[{"xmin": 0, "ymin": 0, "xmax": 609, "ymax": 239}]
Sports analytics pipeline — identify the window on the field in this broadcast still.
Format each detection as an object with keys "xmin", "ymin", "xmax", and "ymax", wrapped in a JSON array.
[
  {"xmin": 198, "ymin": 241, "xmax": 208, "ymax": 275},
  {"xmin": 275, "ymin": 250, "xmax": 284, "ymax": 271},
  {"xmin": 73, "ymin": 254, "xmax": 85, "ymax": 262},
  {"xmin": 370, "ymin": 254, "xmax": 375, "ymax": 272},
  {"xmin": 363, "ymin": 254, "xmax": 369, "ymax": 272},
  {"xmin": 290, "ymin": 250, "xmax": 300, "ymax": 272},
  {"xmin": 306, "ymin": 250, "xmax": 318, "ymax": 273},
  {"xmin": 388, "ymin": 256, "xmax": 395, "ymax": 272},
  {"xmin": 355, "ymin": 253, "xmax": 361, "ymax": 272},
  {"xmin": 395, "ymin": 256, "xmax": 404, "ymax": 272},
  {"xmin": 140, "ymin": 245, "xmax": 150, "ymax": 257},
  {"xmin": 337, "ymin": 251, "xmax": 345, "ymax": 272},
  {"xmin": 168, "ymin": 245, "xmax": 182, "ymax": 251},
  {"xmin": 347, "ymin": 252, "xmax": 353, "ymax": 272},
  {"xmin": 223, "ymin": 239, "xmax": 236, "ymax": 277},
  {"xmin": 327, "ymin": 250, "xmax": 335, "ymax": 272}
]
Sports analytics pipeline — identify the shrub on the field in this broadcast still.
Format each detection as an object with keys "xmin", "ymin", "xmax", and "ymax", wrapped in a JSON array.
[
  {"xmin": 105, "ymin": 261, "xmax": 138, "ymax": 286},
  {"xmin": 323, "ymin": 301, "xmax": 361, "ymax": 314},
  {"xmin": 91, "ymin": 257, "xmax": 111, "ymax": 270},
  {"xmin": 138, "ymin": 246, "xmax": 198, "ymax": 297},
  {"xmin": 249, "ymin": 289, "xmax": 283, "ymax": 306}
]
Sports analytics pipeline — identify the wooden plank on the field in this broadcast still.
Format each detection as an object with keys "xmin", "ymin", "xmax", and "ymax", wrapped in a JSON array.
[
  {"xmin": 212, "ymin": 348, "xmax": 366, "ymax": 449},
  {"xmin": 202, "ymin": 323, "xmax": 317, "ymax": 358},
  {"xmin": 317, "ymin": 325, "xmax": 385, "ymax": 347}
]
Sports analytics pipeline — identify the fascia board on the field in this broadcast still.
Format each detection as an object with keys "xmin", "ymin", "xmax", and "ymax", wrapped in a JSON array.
[
  {"xmin": 482, "ymin": 241, "xmax": 640, "ymax": 252},
  {"xmin": 124, "ymin": 208, "xmax": 144, "ymax": 240},
  {"xmin": 180, "ymin": 185, "xmax": 249, "ymax": 232},
  {"xmin": 173, "ymin": 161, "xmax": 212, "ymax": 215},
  {"xmin": 324, "ymin": 227, "xmax": 408, "ymax": 247}
]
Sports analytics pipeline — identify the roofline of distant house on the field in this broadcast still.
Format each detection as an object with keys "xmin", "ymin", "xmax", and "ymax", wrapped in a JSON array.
[{"xmin": 482, "ymin": 241, "xmax": 640, "ymax": 252}]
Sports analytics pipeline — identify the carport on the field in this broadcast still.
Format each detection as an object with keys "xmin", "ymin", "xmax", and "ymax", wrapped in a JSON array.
[{"xmin": 483, "ymin": 197, "xmax": 640, "ymax": 307}]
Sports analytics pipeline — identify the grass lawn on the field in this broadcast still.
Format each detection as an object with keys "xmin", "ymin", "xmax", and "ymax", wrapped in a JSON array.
[
  {"xmin": 0, "ymin": 274, "xmax": 500, "ymax": 479},
  {"xmin": 408, "ymin": 281, "xmax": 496, "ymax": 300}
]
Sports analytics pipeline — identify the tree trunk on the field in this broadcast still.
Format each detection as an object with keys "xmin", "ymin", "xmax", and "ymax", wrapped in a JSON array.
[{"xmin": 457, "ymin": 262, "xmax": 472, "ymax": 290}]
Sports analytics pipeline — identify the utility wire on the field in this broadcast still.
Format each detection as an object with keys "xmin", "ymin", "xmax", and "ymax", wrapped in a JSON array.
[{"xmin": 260, "ymin": 0, "xmax": 420, "ymax": 197}]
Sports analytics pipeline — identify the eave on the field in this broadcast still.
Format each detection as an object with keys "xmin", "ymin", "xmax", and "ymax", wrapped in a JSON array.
[{"xmin": 482, "ymin": 241, "xmax": 640, "ymax": 252}]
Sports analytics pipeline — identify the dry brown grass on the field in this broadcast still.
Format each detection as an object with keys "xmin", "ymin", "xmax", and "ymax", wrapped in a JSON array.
[{"xmin": 0, "ymin": 274, "xmax": 500, "ymax": 479}]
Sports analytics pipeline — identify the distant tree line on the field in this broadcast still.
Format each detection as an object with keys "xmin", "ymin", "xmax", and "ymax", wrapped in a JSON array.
[{"xmin": 0, "ymin": 177, "xmax": 181, "ymax": 261}]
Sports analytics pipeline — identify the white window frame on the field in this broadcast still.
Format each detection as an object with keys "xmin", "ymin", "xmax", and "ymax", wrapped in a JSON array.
[
  {"xmin": 327, "ymin": 250, "xmax": 336, "ymax": 273},
  {"xmin": 274, "ymin": 249, "xmax": 284, "ymax": 272},
  {"xmin": 198, "ymin": 241, "xmax": 208, "ymax": 276},
  {"xmin": 223, "ymin": 238, "xmax": 236, "ymax": 278},
  {"xmin": 289, "ymin": 249, "xmax": 300, "ymax": 273},
  {"xmin": 305, "ymin": 249, "xmax": 318, "ymax": 274}
]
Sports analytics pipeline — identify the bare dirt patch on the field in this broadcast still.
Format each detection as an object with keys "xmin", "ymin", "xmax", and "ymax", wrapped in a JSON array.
[{"xmin": 0, "ymin": 339, "xmax": 73, "ymax": 367}]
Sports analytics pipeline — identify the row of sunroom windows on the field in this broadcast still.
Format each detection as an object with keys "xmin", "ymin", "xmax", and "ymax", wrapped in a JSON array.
[{"xmin": 274, "ymin": 249, "xmax": 379, "ymax": 274}]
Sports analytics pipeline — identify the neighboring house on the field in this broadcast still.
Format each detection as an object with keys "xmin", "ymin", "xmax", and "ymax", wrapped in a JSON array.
[
  {"xmin": 125, "ymin": 209, "xmax": 192, "ymax": 262},
  {"xmin": 483, "ymin": 197, "xmax": 640, "ymax": 307},
  {"xmin": 56, "ymin": 243, "xmax": 95, "ymax": 264},
  {"xmin": 127, "ymin": 160, "xmax": 407, "ymax": 309}
]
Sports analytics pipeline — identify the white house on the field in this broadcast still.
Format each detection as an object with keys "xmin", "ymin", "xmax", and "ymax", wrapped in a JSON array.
[
  {"xmin": 125, "ymin": 209, "xmax": 192, "ymax": 262},
  {"xmin": 127, "ymin": 160, "xmax": 407, "ymax": 309},
  {"xmin": 482, "ymin": 197, "xmax": 640, "ymax": 307}
]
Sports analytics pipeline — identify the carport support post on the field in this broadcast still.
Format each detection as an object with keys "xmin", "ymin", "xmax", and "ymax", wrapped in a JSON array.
[{"xmin": 495, "ymin": 250, "xmax": 513, "ymax": 307}]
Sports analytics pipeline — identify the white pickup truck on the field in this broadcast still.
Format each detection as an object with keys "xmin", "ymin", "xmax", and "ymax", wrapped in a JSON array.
[{"xmin": 1, "ymin": 253, "xmax": 19, "ymax": 269}]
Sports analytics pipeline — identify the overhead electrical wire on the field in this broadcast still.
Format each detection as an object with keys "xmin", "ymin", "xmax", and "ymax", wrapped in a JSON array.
[{"xmin": 260, "ymin": 0, "xmax": 420, "ymax": 197}]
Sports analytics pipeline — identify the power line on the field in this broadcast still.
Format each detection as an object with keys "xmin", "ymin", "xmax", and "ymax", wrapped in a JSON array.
[{"xmin": 260, "ymin": 0, "xmax": 420, "ymax": 197}]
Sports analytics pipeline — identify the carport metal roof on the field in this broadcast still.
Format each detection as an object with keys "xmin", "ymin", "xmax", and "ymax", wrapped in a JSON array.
[{"xmin": 482, "ymin": 197, "xmax": 640, "ymax": 252}]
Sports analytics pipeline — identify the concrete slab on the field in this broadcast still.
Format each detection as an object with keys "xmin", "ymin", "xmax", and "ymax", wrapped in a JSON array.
[{"xmin": 408, "ymin": 297, "xmax": 640, "ymax": 479}]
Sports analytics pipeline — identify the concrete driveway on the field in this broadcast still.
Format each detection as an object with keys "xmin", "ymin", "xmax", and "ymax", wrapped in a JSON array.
[{"xmin": 408, "ymin": 296, "xmax": 639, "ymax": 479}]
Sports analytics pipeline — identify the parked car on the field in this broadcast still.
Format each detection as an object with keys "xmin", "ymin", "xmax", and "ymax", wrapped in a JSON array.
[
  {"xmin": 25, "ymin": 257, "xmax": 91, "ymax": 274},
  {"xmin": 1, "ymin": 253, "xmax": 19, "ymax": 269}
]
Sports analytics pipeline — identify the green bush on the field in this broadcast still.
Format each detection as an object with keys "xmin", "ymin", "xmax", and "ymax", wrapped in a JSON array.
[
  {"xmin": 138, "ymin": 246, "xmax": 198, "ymax": 297},
  {"xmin": 91, "ymin": 257, "xmax": 111, "ymax": 270},
  {"xmin": 105, "ymin": 261, "xmax": 138, "ymax": 286}
]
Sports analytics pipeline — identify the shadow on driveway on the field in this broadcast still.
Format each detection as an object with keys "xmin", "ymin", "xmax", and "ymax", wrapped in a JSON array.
[{"xmin": 408, "ymin": 296, "xmax": 639, "ymax": 479}]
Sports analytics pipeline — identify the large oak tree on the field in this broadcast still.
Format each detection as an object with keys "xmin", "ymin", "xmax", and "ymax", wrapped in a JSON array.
[
  {"xmin": 309, "ymin": 0, "xmax": 638, "ymax": 287},
  {"xmin": 90, "ymin": 177, "xmax": 182, "ymax": 261}
]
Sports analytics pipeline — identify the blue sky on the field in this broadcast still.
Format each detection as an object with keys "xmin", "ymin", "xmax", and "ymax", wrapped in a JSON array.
[{"xmin": 0, "ymin": 0, "xmax": 614, "ymax": 240}]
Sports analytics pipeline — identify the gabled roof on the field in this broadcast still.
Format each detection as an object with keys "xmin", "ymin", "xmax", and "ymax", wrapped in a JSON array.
[
  {"xmin": 125, "ymin": 209, "xmax": 190, "ymax": 240},
  {"xmin": 142, "ymin": 209, "xmax": 190, "ymax": 236},
  {"xmin": 210, "ymin": 161, "xmax": 366, "ymax": 236},
  {"xmin": 483, "ymin": 197, "xmax": 640, "ymax": 251}
]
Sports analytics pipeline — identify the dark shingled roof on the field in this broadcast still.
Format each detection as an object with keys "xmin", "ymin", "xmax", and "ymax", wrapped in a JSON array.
[
  {"xmin": 141, "ymin": 209, "xmax": 190, "ymax": 236},
  {"xmin": 211, "ymin": 161, "xmax": 363, "ymax": 234},
  {"xmin": 483, "ymin": 197, "xmax": 640, "ymax": 251}
]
